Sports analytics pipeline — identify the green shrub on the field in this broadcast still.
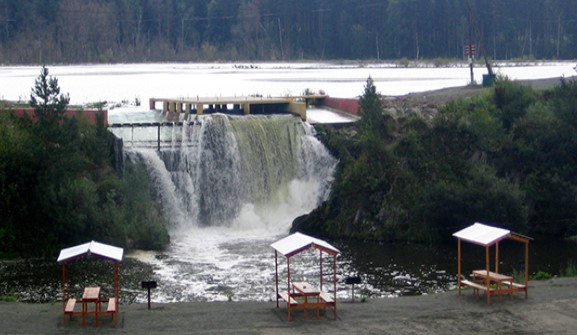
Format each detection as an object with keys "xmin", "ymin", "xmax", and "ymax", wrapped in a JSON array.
[
  {"xmin": 531, "ymin": 271, "xmax": 553, "ymax": 280},
  {"xmin": 561, "ymin": 260, "xmax": 577, "ymax": 277}
]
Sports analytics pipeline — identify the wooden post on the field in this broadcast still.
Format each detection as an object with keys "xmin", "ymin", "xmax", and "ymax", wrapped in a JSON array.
[
  {"xmin": 287, "ymin": 257, "xmax": 291, "ymax": 321},
  {"xmin": 319, "ymin": 250, "xmax": 323, "ymax": 291},
  {"xmin": 62, "ymin": 263, "xmax": 67, "ymax": 309},
  {"xmin": 457, "ymin": 239, "xmax": 462, "ymax": 295},
  {"xmin": 495, "ymin": 242, "xmax": 499, "ymax": 273},
  {"xmin": 486, "ymin": 246, "xmax": 491, "ymax": 304},
  {"xmin": 274, "ymin": 251, "xmax": 279, "ymax": 308},
  {"xmin": 114, "ymin": 262, "xmax": 119, "ymax": 326},
  {"xmin": 333, "ymin": 254, "xmax": 337, "ymax": 320},
  {"xmin": 524, "ymin": 241, "xmax": 529, "ymax": 298}
]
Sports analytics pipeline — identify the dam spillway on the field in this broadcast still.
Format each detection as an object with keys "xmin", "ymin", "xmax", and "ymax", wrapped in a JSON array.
[
  {"xmin": 112, "ymin": 114, "xmax": 337, "ymax": 229},
  {"xmin": 148, "ymin": 95, "xmax": 329, "ymax": 121}
]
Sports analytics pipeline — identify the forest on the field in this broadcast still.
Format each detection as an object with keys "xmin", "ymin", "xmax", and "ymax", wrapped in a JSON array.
[
  {"xmin": 296, "ymin": 76, "xmax": 577, "ymax": 243},
  {"xmin": 1, "ymin": 0, "xmax": 576, "ymax": 64}
]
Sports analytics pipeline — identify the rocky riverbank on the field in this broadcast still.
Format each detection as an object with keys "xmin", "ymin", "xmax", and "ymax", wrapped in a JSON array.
[{"xmin": 382, "ymin": 75, "xmax": 576, "ymax": 120}]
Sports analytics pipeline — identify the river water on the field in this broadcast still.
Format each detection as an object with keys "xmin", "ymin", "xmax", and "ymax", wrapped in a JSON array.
[{"xmin": 1, "ymin": 62, "xmax": 576, "ymax": 304}]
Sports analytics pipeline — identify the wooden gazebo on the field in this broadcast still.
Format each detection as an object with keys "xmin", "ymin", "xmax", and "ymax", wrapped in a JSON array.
[
  {"xmin": 453, "ymin": 222, "xmax": 531, "ymax": 304},
  {"xmin": 271, "ymin": 232, "xmax": 339, "ymax": 320},
  {"xmin": 57, "ymin": 241, "xmax": 124, "ymax": 325}
]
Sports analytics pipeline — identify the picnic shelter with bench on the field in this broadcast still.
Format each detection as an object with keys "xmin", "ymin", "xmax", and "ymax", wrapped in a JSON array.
[
  {"xmin": 57, "ymin": 240, "xmax": 123, "ymax": 327},
  {"xmin": 271, "ymin": 232, "xmax": 339, "ymax": 320},
  {"xmin": 453, "ymin": 222, "xmax": 532, "ymax": 304}
]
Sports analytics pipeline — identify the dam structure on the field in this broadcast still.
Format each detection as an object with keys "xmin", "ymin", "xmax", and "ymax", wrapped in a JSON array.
[
  {"xmin": 148, "ymin": 95, "xmax": 329, "ymax": 122},
  {"xmin": 110, "ymin": 94, "xmax": 356, "ymax": 150}
]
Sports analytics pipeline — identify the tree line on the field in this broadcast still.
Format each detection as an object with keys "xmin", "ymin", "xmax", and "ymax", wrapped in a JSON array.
[
  {"xmin": 296, "ymin": 76, "xmax": 577, "ymax": 243},
  {"xmin": 1, "ymin": 0, "xmax": 577, "ymax": 64}
]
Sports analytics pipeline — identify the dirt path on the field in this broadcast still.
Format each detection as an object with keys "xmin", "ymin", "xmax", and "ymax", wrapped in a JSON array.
[
  {"xmin": 2, "ymin": 277, "xmax": 577, "ymax": 334},
  {"xmin": 388, "ymin": 75, "xmax": 577, "ymax": 109}
]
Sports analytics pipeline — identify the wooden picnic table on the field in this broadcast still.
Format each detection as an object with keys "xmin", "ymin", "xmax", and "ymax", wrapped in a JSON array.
[
  {"xmin": 461, "ymin": 270, "xmax": 528, "ymax": 303},
  {"xmin": 472, "ymin": 270, "xmax": 514, "ymax": 295},
  {"xmin": 292, "ymin": 282, "xmax": 320, "ymax": 319},
  {"xmin": 82, "ymin": 287, "xmax": 101, "ymax": 327},
  {"xmin": 472, "ymin": 270, "xmax": 513, "ymax": 286}
]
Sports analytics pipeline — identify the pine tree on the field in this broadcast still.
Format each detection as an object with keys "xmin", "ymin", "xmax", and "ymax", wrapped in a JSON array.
[
  {"xmin": 359, "ymin": 76, "xmax": 386, "ymax": 140},
  {"xmin": 29, "ymin": 65, "xmax": 70, "ymax": 127}
]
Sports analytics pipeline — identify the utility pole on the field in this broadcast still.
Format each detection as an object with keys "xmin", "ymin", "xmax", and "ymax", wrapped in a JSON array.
[
  {"xmin": 277, "ymin": 18, "xmax": 284, "ymax": 59},
  {"xmin": 467, "ymin": 2, "xmax": 475, "ymax": 85}
]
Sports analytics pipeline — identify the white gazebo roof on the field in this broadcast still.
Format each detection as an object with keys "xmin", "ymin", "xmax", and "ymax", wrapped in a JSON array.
[
  {"xmin": 452, "ymin": 222, "xmax": 511, "ymax": 246},
  {"xmin": 271, "ymin": 232, "xmax": 340, "ymax": 257},
  {"xmin": 57, "ymin": 240, "xmax": 124, "ymax": 262}
]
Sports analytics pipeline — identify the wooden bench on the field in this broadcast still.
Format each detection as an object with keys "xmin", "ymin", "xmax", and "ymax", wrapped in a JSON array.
[
  {"xmin": 318, "ymin": 291, "xmax": 337, "ymax": 320},
  {"xmin": 64, "ymin": 298, "xmax": 77, "ymax": 315},
  {"xmin": 319, "ymin": 291, "xmax": 334, "ymax": 304},
  {"xmin": 461, "ymin": 279, "xmax": 492, "ymax": 295},
  {"xmin": 278, "ymin": 292, "xmax": 299, "ymax": 306},
  {"xmin": 503, "ymin": 282, "xmax": 526, "ymax": 290},
  {"xmin": 63, "ymin": 298, "xmax": 78, "ymax": 323},
  {"xmin": 502, "ymin": 282, "xmax": 528, "ymax": 298},
  {"xmin": 106, "ymin": 298, "xmax": 117, "ymax": 313},
  {"xmin": 105, "ymin": 297, "xmax": 119, "ymax": 327}
]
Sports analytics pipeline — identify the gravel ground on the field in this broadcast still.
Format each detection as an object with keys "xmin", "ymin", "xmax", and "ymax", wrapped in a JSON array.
[{"xmin": 2, "ymin": 277, "xmax": 577, "ymax": 334}]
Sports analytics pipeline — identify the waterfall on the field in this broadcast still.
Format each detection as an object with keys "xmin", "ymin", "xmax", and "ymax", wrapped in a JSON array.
[{"xmin": 120, "ymin": 114, "xmax": 337, "ymax": 233}]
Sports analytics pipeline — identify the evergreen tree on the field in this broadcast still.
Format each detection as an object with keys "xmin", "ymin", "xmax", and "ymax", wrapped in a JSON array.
[
  {"xmin": 359, "ymin": 76, "xmax": 389, "ymax": 141},
  {"xmin": 29, "ymin": 65, "xmax": 70, "ymax": 127}
]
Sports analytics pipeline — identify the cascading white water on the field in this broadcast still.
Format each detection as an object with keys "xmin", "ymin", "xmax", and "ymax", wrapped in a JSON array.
[{"xmin": 116, "ymin": 114, "xmax": 338, "ymax": 302}]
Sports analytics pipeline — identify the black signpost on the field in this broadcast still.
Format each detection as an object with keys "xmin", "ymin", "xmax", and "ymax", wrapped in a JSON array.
[
  {"xmin": 345, "ymin": 276, "xmax": 361, "ymax": 302},
  {"xmin": 141, "ymin": 281, "xmax": 157, "ymax": 310}
]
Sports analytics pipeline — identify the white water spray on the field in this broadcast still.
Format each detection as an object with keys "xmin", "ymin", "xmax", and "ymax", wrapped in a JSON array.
[{"xmin": 114, "ymin": 114, "xmax": 337, "ymax": 301}]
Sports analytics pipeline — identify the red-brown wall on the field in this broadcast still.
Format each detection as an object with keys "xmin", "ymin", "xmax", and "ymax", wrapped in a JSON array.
[
  {"xmin": 9, "ymin": 107, "xmax": 108, "ymax": 126},
  {"xmin": 322, "ymin": 97, "xmax": 360, "ymax": 116}
]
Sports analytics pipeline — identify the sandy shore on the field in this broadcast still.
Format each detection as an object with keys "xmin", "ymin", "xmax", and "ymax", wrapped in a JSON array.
[{"xmin": 2, "ymin": 277, "xmax": 577, "ymax": 334}]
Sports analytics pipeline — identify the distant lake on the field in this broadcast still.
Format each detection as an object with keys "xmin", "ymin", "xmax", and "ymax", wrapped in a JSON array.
[{"xmin": 1, "ymin": 62, "xmax": 575, "ymax": 106}]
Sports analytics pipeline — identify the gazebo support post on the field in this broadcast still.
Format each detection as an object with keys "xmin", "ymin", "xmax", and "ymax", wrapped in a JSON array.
[
  {"xmin": 485, "ymin": 246, "xmax": 491, "ymax": 304},
  {"xmin": 457, "ymin": 239, "xmax": 462, "ymax": 295},
  {"xmin": 319, "ymin": 250, "xmax": 323, "ymax": 291},
  {"xmin": 287, "ymin": 257, "xmax": 291, "ymax": 321},
  {"xmin": 495, "ymin": 242, "xmax": 500, "ymax": 273},
  {"xmin": 524, "ymin": 241, "xmax": 529, "ymax": 298},
  {"xmin": 114, "ymin": 262, "xmax": 119, "ymax": 326},
  {"xmin": 332, "ymin": 254, "xmax": 337, "ymax": 320},
  {"xmin": 61, "ymin": 263, "xmax": 68, "ymax": 324},
  {"xmin": 62, "ymin": 263, "xmax": 68, "ymax": 307},
  {"xmin": 274, "ymin": 251, "xmax": 279, "ymax": 308}
]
